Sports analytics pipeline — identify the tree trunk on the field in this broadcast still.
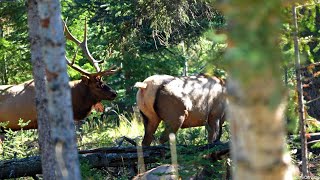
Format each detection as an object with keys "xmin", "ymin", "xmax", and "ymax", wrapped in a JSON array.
[
  {"xmin": 37, "ymin": 0, "xmax": 81, "ymax": 179},
  {"xmin": 220, "ymin": 1, "xmax": 294, "ymax": 179},
  {"xmin": 26, "ymin": 0, "xmax": 55, "ymax": 179},
  {"xmin": 292, "ymin": 5, "xmax": 309, "ymax": 176}
]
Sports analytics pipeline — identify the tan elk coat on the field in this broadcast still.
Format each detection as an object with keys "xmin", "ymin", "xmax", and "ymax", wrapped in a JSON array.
[{"xmin": 135, "ymin": 74, "xmax": 227, "ymax": 146}]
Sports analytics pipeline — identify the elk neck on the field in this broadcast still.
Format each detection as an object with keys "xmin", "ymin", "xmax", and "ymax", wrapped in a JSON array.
[{"xmin": 70, "ymin": 80, "xmax": 100, "ymax": 120}]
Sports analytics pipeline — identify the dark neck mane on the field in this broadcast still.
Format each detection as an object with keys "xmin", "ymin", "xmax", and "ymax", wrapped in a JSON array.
[{"xmin": 70, "ymin": 80, "xmax": 100, "ymax": 120}]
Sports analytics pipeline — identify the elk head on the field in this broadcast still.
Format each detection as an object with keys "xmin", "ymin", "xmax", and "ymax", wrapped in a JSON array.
[
  {"xmin": 63, "ymin": 19, "xmax": 120, "ymax": 102},
  {"xmin": 80, "ymin": 75, "xmax": 117, "ymax": 101}
]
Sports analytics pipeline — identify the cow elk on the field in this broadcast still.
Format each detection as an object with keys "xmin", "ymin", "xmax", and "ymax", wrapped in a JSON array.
[
  {"xmin": 135, "ymin": 74, "xmax": 227, "ymax": 146},
  {"xmin": 0, "ymin": 20, "xmax": 120, "ymax": 130}
]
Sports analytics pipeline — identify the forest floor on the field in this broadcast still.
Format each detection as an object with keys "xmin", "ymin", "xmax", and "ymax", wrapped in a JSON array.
[{"xmin": 0, "ymin": 111, "xmax": 319, "ymax": 179}]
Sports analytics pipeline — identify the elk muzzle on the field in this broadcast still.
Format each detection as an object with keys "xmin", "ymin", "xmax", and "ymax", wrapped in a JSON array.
[{"xmin": 101, "ymin": 84, "xmax": 117, "ymax": 100}]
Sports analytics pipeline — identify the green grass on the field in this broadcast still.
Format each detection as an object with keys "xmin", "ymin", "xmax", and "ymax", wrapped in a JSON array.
[{"xmin": 77, "ymin": 111, "xmax": 145, "ymax": 150}]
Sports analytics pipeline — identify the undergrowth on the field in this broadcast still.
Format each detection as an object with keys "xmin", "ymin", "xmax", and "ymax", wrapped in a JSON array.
[
  {"xmin": 0, "ymin": 119, "xmax": 39, "ymax": 160},
  {"xmin": 0, "ymin": 109, "xmax": 231, "ymax": 179}
]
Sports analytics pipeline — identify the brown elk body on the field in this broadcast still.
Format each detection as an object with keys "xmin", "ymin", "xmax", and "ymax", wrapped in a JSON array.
[
  {"xmin": 0, "ymin": 77, "xmax": 117, "ymax": 130},
  {"xmin": 135, "ymin": 75, "xmax": 227, "ymax": 146},
  {"xmin": 0, "ymin": 19, "xmax": 119, "ymax": 130}
]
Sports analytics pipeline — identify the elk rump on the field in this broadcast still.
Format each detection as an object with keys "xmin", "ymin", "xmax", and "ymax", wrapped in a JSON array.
[{"xmin": 135, "ymin": 75, "xmax": 227, "ymax": 146}]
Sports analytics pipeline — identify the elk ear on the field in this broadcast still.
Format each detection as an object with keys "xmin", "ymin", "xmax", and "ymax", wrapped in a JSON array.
[
  {"xmin": 81, "ymin": 76, "xmax": 90, "ymax": 85},
  {"xmin": 134, "ymin": 82, "xmax": 147, "ymax": 89},
  {"xmin": 95, "ymin": 76, "xmax": 101, "ymax": 81}
]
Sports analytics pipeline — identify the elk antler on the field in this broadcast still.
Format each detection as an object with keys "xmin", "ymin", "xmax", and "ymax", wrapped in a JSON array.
[
  {"xmin": 63, "ymin": 18, "xmax": 121, "ymax": 77},
  {"xmin": 63, "ymin": 18, "xmax": 103, "ymax": 72},
  {"xmin": 90, "ymin": 65, "xmax": 122, "ymax": 77}
]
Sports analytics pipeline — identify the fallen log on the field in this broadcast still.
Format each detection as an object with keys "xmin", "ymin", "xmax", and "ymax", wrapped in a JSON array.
[
  {"xmin": 0, "ymin": 156, "xmax": 42, "ymax": 179},
  {"xmin": 0, "ymin": 141, "xmax": 229, "ymax": 179}
]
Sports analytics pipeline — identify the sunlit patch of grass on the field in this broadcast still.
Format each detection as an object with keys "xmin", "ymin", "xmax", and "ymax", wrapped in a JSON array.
[
  {"xmin": 110, "ymin": 113, "xmax": 144, "ymax": 141},
  {"xmin": 78, "ymin": 111, "xmax": 145, "ymax": 149}
]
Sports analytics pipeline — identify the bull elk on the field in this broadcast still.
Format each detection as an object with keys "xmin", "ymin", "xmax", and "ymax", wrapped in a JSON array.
[
  {"xmin": 135, "ymin": 74, "xmax": 227, "ymax": 146},
  {"xmin": 0, "ymin": 20, "xmax": 120, "ymax": 130}
]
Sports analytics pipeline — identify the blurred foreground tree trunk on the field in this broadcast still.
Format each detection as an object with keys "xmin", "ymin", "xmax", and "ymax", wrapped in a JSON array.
[
  {"xmin": 220, "ymin": 1, "xmax": 295, "ymax": 179},
  {"xmin": 37, "ymin": 0, "xmax": 81, "ymax": 179},
  {"xmin": 27, "ymin": 0, "xmax": 55, "ymax": 179}
]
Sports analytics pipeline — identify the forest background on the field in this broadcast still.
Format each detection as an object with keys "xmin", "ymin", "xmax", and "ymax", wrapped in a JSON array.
[{"xmin": 1, "ymin": 0, "xmax": 320, "ymax": 179}]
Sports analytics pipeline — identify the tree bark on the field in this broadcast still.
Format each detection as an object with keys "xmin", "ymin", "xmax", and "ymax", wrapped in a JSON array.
[
  {"xmin": 37, "ymin": 0, "xmax": 81, "ymax": 179},
  {"xmin": 26, "ymin": 0, "xmax": 55, "ymax": 179},
  {"xmin": 0, "ymin": 142, "xmax": 229, "ymax": 179},
  {"xmin": 292, "ymin": 5, "xmax": 309, "ymax": 176},
  {"xmin": 220, "ymin": 1, "xmax": 294, "ymax": 179}
]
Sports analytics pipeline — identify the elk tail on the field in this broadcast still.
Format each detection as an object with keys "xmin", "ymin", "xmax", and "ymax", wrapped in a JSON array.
[{"xmin": 134, "ymin": 82, "xmax": 148, "ymax": 89}]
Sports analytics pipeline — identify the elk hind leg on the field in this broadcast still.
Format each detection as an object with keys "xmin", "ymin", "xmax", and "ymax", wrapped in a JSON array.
[
  {"xmin": 141, "ymin": 111, "xmax": 161, "ymax": 146},
  {"xmin": 155, "ymin": 87, "xmax": 187, "ymax": 144},
  {"xmin": 159, "ymin": 110, "xmax": 188, "ymax": 144}
]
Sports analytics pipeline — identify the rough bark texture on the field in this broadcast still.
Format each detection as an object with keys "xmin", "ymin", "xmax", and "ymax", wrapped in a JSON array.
[
  {"xmin": 0, "ymin": 142, "xmax": 229, "ymax": 179},
  {"xmin": 26, "ymin": 0, "xmax": 55, "ymax": 179},
  {"xmin": 221, "ymin": 1, "xmax": 294, "ymax": 179},
  {"xmin": 37, "ymin": 0, "xmax": 81, "ymax": 179}
]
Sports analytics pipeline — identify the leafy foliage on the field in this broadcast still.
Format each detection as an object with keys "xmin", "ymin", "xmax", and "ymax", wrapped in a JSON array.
[
  {"xmin": 59, "ymin": 0, "xmax": 226, "ymax": 109},
  {"xmin": 0, "ymin": 1, "xmax": 32, "ymax": 84},
  {"xmin": 281, "ymin": 4, "xmax": 320, "ymax": 121},
  {"xmin": 80, "ymin": 160, "xmax": 107, "ymax": 179},
  {"xmin": 0, "ymin": 0, "xmax": 226, "ymax": 111},
  {"xmin": 0, "ymin": 128, "xmax": 38, "ymax": 160}
]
